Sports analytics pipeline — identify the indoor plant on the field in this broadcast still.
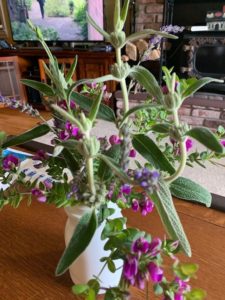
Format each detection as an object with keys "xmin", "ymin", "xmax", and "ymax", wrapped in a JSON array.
[{"xmin": 0, "ymin": 0, "xmax": 225, "ymax": 299}]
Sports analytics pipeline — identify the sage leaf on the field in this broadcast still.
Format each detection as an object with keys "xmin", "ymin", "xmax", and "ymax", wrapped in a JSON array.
[
  {"xmin": 151, "ymin": 123, "xmax": 171, "ymax": 134},
  {"xmin": 21, "ymin": 79, "xmax": 54, "ymax": 96},
  {"xmin": 98, "ymin": 154, "xmax": 132, "ymax": 183},
  {"xmin": 71, "ymin": 91, "xmax": 116, "ymax": 122},
  {"xmin": 130, "ymin": 66, "xmax": 164, "ymax": 104},
  {"xmin": 98, "ymin": 144, "xmax": 121, "ymax": 181},
  {"xmin": 170, "ymin": 177, "xmax": 212, "ymax": 207},
  {"xmin": 65, "ymin": 55, "xmax": 78, "ymax": 83},
  {"xmin": 132, "ymin": 134, "xmax": 175, "ymax": 175},
  {"xmin": 2, "ymin": 124, "xmax": 50, "ymax": 148},
  {"xmin": 55, "ymin": 208, "xmax": 97, "ymax": 276},
  {"xmin": 186, "ymin": 127, "xmax": 223, "ymax": 153},
  {"xmin": 152, "ymin": 179, "xmax": 192, "ymax": 257},
  {"xmin": 181, "ymin": 77, "xmax": 222, "ymax": 100}
]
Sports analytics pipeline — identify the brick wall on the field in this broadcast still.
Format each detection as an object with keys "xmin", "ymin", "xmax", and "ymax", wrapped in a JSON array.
[{"xmin": 135, "ymin": 0, "xmax": 164, "ymax": 31}]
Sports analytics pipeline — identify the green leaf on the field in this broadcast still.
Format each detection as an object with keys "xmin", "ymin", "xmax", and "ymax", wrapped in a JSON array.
[
  {"xmin": 86, "ymin": 288, "xmax": 95, "ymax": 300},
  {"xmin": 0, "ymin": 131, "xmax": 6, "ymax": 146},
  {"xmin": 88, "ymin": 279, "xmax": 100, "ymax": 295},
  {"xmin": 71, "ymin": 91, "xmax": 116, "ymax": 122},
  {"xmin": 170, "ymin": 176, "xmax": 212, "ymax": 207},
  {"xmin": 61, "ymin": 148, "xmax": 80, "ymax": 174},
  {"xmin": 132, "ymin": 134, "xmax": 175, "ymax": 175},
  {"xmin": 88, "ymin": 90, "xmax": 104, "ymax": 123},
  {"xmin": 107, "ymin": 258, "xmax": 116, "ymax": 273},
  {"xmin": 181, "ymin": 77, "xmax": 222, "ymax": 100},
  {"xmin": 186, "ymin": 288, "xmax": 207, "ymax": 300},
  {"xmin": 65, "ymin": 56, "xmax": 78, "ymax": 83},
  {"xmin": 187, "ymin": 127, "xmax": 223, "ymax": 153},
  {"xmin": 151, "ymin": 179, "xmax": 192, "ymax": 257},
  {"xmin": 2, "ymin": 124, "xmax": 50, "ymax": 148},
  {"xmin": 98, "ymin": 144, "xmax": 121, "ymax": 181},
  {"xmin": 121, "ymin": 0, "xmax": 130, "ymax": 24},
  {"xmin": 130, "ymin": 66, "xmax": 164, "ymax": 104},
  {"xmin": 114, "ymin": 0, "xmax": 121, "ymax": 30},
  {"xmin": 55, "ymin": 209, "xmax": 97, "ymax": 276},
  {"xmin": 21, "ymin": 79, "xmax": 54, "ymax": 96},
  {"xmin": 151, "ymin": 123, "xmax": 171, "ymax": 133},
  {"xmin": 98, "ymin": 154, "xmax": 132, "ymax": 183},
  {"xmin": 119, "ymin": 103, "xmax": 161, "ymax": 127},
  {"xmin": 72, "ymin": 284, "xmax": 89, "ymax": 295},
  {"xmin": 86, "ymin": 13, "xmax": 110, "ymax": 41},
  {"xmin": 180, "ymin": 263, "xmax": 199, "ymax": 277}
]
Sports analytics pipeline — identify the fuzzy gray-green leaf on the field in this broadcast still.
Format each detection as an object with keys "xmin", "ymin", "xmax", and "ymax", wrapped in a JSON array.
[
  {"xmin": 21, "ymin": 79, "xmax": 54, "ymax": 96},
  {"xmin": 152, "ymin": 179, "xmax": 192, "ymax": 257},
  {"xmin": 186, "ymin": 127, "xmax": 223, "ymax": 153},
  {"xmin": 170, "ymin": 177, "xmax": 212, "ymax": 207},
  {"xmin": 130, "ymin": 66, "xmax": 164, "ymax": 104}
]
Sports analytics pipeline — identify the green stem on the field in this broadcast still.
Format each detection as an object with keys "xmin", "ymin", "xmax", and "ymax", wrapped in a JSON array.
[
  {"xmin": 86, "ymin": 157, "xmax": 96, "ymax": 195},
  {"xmin": 164, "ymin": 109, "xmax": 187, "ymax": 184},
  {"xmin": 115, "ymin": 47, "xmax": 129, "ymax": 114}
]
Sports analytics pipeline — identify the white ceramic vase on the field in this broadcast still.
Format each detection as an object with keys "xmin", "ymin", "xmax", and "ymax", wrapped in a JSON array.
[{"xmin": 64, "ymin": 202, "xmax": 123, "ymax": 289}]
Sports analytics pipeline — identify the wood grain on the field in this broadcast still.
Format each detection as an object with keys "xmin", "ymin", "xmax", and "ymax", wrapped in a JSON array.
[{"xmin": 0, "ymin": 108, "xmax": 225, "ymax": 299}]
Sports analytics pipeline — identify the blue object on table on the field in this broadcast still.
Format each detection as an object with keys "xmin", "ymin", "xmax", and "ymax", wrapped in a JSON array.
[{"xmin": 2, "ymin": 149, "xmax": 30, "ymax": 161}]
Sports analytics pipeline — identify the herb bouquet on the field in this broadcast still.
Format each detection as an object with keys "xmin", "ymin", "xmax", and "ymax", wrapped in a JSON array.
[{"xmin": 0, "ymin": 0, "xmax": 224, "ymax": 299}]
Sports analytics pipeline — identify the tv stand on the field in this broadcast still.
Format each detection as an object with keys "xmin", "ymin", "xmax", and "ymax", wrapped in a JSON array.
[{"xmin": 0, "ymin": 47, "xmax": 116, "ymax": 106}]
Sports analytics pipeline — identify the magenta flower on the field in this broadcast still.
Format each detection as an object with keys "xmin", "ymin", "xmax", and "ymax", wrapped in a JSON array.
[
  {"xmin": 148, "ymin": 237, "xmax": 162, "ymax": 256},
  {"xmin": 185, "ymin": 138, "xmax": 193, "ymax": 152},
  {"xmin": 174, "ymin": 293, "xmax": 184, "ymax": 300},
  {"xmin": 43, "ymin": 178, "xmax": 53, "ymax": 190},
  {"xmin": 123, "ymin": 256, "xmax": 138, "ymax": 284},
  {"xmin": 140, "ymin": 198, "xmax": 154, "ymax": 216},
  {"xmin": 220, "ymin": 139, "xmax": 225, "ymax": 147},
  {"xmin": 3, "ymin": 154, "xmax": 19, "ymax": 171},
  {"xmin": 58, "ymin": 130, "xmax": 70, "ymax": 141},
  {"xmin": 129, "ymin": 149, "xmax": 137, "ymax": 158},
  {"xmin": 31, "ymin": 188, "xmax": 46, "ymax": 203},
  {"xmin": 121, "ymin": 184, "xmax": 131, "ymax": 195},
  {"xmin": 58, "ymin": 99, "xmax": 76, "ymax": 110},
  {"xmin": 109, "ymin": 135, "xmax": 121, "ymax": 145},
  {"xmin": 148, "ymin": 262, "xmax": 163, "ymax": 283},
  {"xmin": 136, "ymin": 272, "xmax": 145, "ymax": 290},
  {"xmin": 131, "ymin": 237, "xmax": 150, "ymax": 254},
  {"xmin": 131, "ymin": 199, "xmax": 139, "ymax": 212},
  {"xmin": 32, "ymin": 149, "xmax": 48, "ymax": 161}
]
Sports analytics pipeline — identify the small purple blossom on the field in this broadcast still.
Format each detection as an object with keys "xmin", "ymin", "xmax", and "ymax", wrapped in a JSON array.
[
  {"xmin": 140, "ymin": 198, "xmax": 154, "ymax": 216},
  {"xmin": 131, "ymin": 237, "xmax": 150, "ymax": 254},
  {"xmin": 109, "ymin": 135, "xmax": 121, "ymax": 145},
  {"xmin": 31, "ymin": 188, "xmax": 46, "ymax": 203},
  {"xmin": 148, "ymin": 262, "xmax": 164, "ymax": 283},
  {"xmin": 148, "ymin": 237, "xmax": 162, "ymax": 256},
  {"xmin": 123, "ymin": 256, "xmax": 138, "ymax": 284},
  {"xmin": 3, "ymin": 154, "xmax": 19, "ymax": 171},
  {"xmin": 220, "ymin": 139, "xmax": 225, "ymax": 147},
  {"xmin": 131, "ymin": 199, "xmax": 139, "ymax": 212},
  {"xmin": 133, "ymin": 168, "xmax": 160, "ymax": 194},
  {"xmin": 32, "ymin": 149, "xmax": 48, "ymax": 161},
  {"xmin": 121, "ymin": 184, "xmax": 132, "ymax": 195},
  {"xmin": 43, "ymin": 178, "xmax": 53, "ymax": 190},
  {"xmin": 185, "ymin": 138, "xmax": 193, "ymax": 152},
  {"xmin": 58, "ymin": 100, "xmax": 76, "ymax": 110},
  {"xmin": 129, "ymin": 149, "xmax": 137, "ymax": 158}
]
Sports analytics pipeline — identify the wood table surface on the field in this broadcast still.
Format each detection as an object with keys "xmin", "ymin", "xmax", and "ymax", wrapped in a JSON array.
[{"xmin": 0, "ymin": 108, "xmax": 225, "ymax": 299}]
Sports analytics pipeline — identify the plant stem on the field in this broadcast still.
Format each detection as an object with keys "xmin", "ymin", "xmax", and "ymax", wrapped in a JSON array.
[
  {"xmin": 164, "ymin": 109, "xmax": 187, "ymax": 183},
  {"xmin": 115, "ymin": 47, "xmax": 129, "ymax": 113},
  {"xmin": 86, "ymin": 157, "xmax": 96, "ymax": 195}
]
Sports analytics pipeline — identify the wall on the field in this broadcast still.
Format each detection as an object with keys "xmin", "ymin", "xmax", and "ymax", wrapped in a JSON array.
[{"xmin": 135, "ymin": 0, "xmax": 164, "ymax": 31}]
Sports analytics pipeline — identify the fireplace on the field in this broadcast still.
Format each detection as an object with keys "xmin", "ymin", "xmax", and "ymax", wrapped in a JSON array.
[{"xmin": 167, "ymin": 32, "xmax": 225, "ymax": 94}]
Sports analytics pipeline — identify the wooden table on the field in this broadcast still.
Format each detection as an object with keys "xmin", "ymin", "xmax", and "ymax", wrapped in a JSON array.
[{"xmin": 0, "ymin": 108, "xmax": 225, "ymax": 299}]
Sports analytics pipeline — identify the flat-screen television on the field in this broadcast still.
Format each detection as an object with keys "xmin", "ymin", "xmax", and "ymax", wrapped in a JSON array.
[{"xmin": 6, "ymin": 0, "xmax": 104, "ymax": 42}]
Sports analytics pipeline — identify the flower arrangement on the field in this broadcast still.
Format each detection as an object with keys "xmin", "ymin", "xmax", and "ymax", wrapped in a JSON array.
[{"xmin": 0, "ymin": 0, "xmax": 225, "ymax": 299}]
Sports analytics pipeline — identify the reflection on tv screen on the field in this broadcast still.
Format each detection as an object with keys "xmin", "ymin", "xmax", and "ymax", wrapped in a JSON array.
[{"xmin": 7, "ymin": 0, "xmax": 104, "ymax": 41}]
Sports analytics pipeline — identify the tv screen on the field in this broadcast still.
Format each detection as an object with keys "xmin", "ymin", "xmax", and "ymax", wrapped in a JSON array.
[{"xmin": 6, "ymin": 0, "xmax": 104, "ymax": 42}]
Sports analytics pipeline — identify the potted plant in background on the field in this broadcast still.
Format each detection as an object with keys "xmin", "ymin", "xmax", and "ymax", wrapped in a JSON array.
[{"xmin": 0, "ymin": 0, "xmax": 224, "ymax": 299}]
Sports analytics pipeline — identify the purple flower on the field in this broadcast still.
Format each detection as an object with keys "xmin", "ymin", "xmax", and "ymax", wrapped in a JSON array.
[
  {"xmin": 174, "ymin": 294, "xmax": 184, "ymax": 300},
  {"xmin": 220, "ymin": 139, "xmax": 225, "ymax": 147},
  {"xmin": 140, "ymin": 198, "xmax": 154, "ymax": 216},
  {"xmin": 58, "ymin": 130, "xmax": 70, "ymax": 141},
  {"xmin": 136, "ymin": 272, "xmax": 145, "ymax": 290},
  {"xmin": 132, "ymin": 199, "xmax": 139, "ymax": 212},
  {"xmin": 148, "ymin": 262, "xmax": 163, "ymax": 283},
  {"xmin": 123, "ymin": 256, "xmax": 138, "ymax": 283},
  {"xmin": 32, "ymin": 149, "xmax": 48, "ymax": 161},
  {"xmin": 109, "ymin": 135, "xmax": 121, "ymax": 145},
  {"xmin": 133, "ymin": 168, "xmax": 160, "ymax": 193},
  {"xmin": 129, "ymin": 149, "xmax": 137, "ymax": 158},
  {"xmin": 185, "ymin": 138, "xmax": 193, "ymax": 152},
  {"xmin": 148, "ymin": 237, "xmax": 162, "ymax": 256},
  {"xmin": 58, "ymin": 100, "xmax": 76, "ymax": 110},
  {"xmin": 43, "ymin": 178, "xmax": 53, "ymax": 190},
  {"xmin": 31, "ymin": 188, "xmax": 46, "ymax": 203},
  {"xmin": 121, "ymin": 184, "xmax": 131, "ymax": 195},
  {"xmin": 3, "ymin": 154, "xmax": 19, "ymax": 171},
  {"xmin": 132, "ymin": 237, "xmax": 150, "ymax": 254}
]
